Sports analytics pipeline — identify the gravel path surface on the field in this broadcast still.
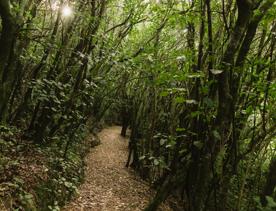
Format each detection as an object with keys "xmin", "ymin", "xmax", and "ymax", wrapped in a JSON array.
[{"xmin": 63, "ymin": 126, "xmax": 172, "ymax": 211}]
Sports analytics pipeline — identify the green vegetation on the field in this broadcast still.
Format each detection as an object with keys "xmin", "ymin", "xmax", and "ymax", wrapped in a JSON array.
[{"xmin": 0, "ymin": 0, "xmax": 275, "ymax": 210}]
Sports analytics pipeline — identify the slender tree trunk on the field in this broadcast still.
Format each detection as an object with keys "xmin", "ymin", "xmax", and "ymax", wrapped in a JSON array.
[{"xmin": 261, "ymin": 158, "xmax": 276, "ymax": 206}]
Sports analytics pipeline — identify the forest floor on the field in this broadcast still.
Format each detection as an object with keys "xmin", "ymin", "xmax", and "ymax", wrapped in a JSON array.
[{"xmin": 63, "ymin": 126, "xmax": 173, "ymax": 211}]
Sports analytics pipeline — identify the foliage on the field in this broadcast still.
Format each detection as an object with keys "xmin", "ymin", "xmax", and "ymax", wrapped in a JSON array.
[{"xmin": 0, "ymin": 0, "xmax": 275, "ymax": 210}]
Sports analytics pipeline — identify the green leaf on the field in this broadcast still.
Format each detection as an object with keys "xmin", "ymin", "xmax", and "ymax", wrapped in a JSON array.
[
  {"xmin": 186, "ymin": 99, "xmax": 197, "ymax": 104},
  {"xmin": 160, "ymin": 91, "xmax": 169, "ymax": 97},
  {"xmin": 175, "ymin": 97, "xmax": 185, "ymax": 103},
  {"xmin": 266, "ymin": 196, "xmax": 276, "ymax": 208},
  {"xmin": 210, "ymin": 69, "xmax": 223, "ymax": 75},
  {"xmin": 193, "ymin": 141, "xmax": 203, "ymax": 149},
  {"xmin": 203, "ymin": 97, "xmax": 214, "ymax": 107},
  {"xmin": 153, "ymin": 159, "xmax": 159, "ymax": 166},
  {"xmin": 139, "ymin": 155, "xmax": 146, "ymax": 160},
  {"xmin": 191, "ymin": 111, "xmax": 201, "ymax": 118},
  {"xmin": 213, "ymin": 130, "xmax": 221, "ymax": 140},
  {"xmin": 160, "ymin": 138, "xmax": 166, "ymax": 146},
  {"xmin": 176, "ymin": 127, "xmax": 185, "ymax": 132}
]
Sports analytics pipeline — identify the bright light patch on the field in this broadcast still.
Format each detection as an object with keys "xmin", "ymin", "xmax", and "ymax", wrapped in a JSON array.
[{"xmin": 62, "ymin": 5, "xmax": 73, "ymax": 17}]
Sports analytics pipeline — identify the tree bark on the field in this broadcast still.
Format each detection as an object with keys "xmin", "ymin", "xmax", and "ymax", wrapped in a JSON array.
[
  {"xmin": 261, "ymin": 158, "xmax": 276, "ymax": 206},
  {"xmin": 0, "ymin": 0, "xmax": 17, "ymax": 121}
]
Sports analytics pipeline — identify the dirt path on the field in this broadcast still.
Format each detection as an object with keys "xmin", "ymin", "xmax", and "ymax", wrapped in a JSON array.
[{"xmin": 64, "ymin": 126, "xmax": 172, "ymax": 211}]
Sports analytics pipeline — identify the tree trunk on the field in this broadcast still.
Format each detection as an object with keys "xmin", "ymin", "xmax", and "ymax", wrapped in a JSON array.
[
  {"xmin": 0, "ymin": 0, "xmax": 17, "ymax": 121},
  {"xmin": 261, "ymin": 158, "xmax": 276, "ymax": 206}
]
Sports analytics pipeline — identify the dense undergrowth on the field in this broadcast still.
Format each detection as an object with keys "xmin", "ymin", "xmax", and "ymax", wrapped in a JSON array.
[{"xmin": 0, "ymin": 124, "xmax": 100, "ymax": 210}]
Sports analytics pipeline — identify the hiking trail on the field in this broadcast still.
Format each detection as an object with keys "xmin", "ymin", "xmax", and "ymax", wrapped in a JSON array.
[{"xmin": 64, "ymin": 126, "xmax": 172, "ymax": 211}]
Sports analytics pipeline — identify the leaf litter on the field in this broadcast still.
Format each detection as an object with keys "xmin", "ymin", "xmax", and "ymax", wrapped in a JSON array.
[{"xmin": 63, "ymin": 126, "xmax": 173, "ymax": 211}]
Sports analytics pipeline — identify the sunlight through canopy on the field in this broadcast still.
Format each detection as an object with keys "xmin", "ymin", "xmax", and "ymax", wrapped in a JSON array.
[{"xmin": 61, "ymin": 5, "xmax": 73, "ymax": 17}]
